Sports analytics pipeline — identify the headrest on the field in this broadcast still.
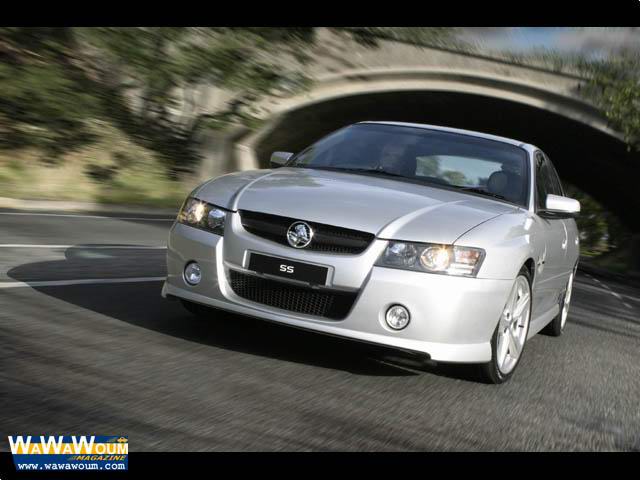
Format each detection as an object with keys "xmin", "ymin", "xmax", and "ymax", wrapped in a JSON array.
[
  {"xmin": 487, "ymin": 171, "xmax": 508, "ymax": 193},
  {"xmin": 487, "ymin": 170, "xmax": 523, "ymax": 204}
]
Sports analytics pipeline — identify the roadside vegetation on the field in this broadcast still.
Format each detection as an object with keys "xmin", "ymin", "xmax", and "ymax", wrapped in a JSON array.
[{"xmin": 0, "ymin": 120, "xmax": 189, "ymax": 208}]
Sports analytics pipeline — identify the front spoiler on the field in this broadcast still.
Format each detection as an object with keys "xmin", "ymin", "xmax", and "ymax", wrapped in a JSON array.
[{"xmin": 162, "ymin": 280, "xmax": 492, "ymax": 363}]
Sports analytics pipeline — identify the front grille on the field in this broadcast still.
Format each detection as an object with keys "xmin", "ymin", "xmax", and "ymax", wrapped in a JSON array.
[
  {"xmin": 239, "ymin": 210, "xmax": 374, "ymax": 254},
  {"xmin": 228, "ymin": 270, "xmax": 357, "ymax": 320}
]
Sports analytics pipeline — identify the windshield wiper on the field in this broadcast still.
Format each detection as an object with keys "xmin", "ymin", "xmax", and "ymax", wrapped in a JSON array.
[
  {"xmin": 455, "ymin": 186, "xmax": 507, "ymax": 201},
  {"xmin": 337, "ymin": 167, "xmax": 407, "ymax": 178},
  {"xmin": 296, "ymin": 165, "xmax": 407, "ymax": 178}
]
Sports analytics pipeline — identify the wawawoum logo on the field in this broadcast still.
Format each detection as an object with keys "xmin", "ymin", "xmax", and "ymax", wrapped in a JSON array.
[{"xmin": 8, "ymin": 435, "xmax": 128, "ymax": 471}]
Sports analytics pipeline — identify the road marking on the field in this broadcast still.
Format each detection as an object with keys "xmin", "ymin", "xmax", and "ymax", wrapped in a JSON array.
[
  {"xmin": 575, "ymin": 277, "xmax": 636, "ymax": 309},
  {"xmin": 575, "ymin": 282, "xmax": 640, "ymax": 302},
  {"xmin": 0, "ymin": 244, "xmax": 166, "ymax": 249},
  {"xmin": 0, "ymin": 277, "xmax": 166, "ymax": 289},
  {"xmin": 0, "ymin": 212, "xmax": 174, "ymax": 221}
]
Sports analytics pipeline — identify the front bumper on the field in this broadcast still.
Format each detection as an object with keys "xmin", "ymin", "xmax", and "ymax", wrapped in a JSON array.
[{"xmin": 162, "ymin": 219, "xmax": 514, "ymax": 363}]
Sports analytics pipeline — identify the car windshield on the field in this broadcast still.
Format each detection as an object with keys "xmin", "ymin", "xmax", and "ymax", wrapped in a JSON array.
[{"xmin": 288, "ymin": 123, "xmax": 530, "ymax": 207}]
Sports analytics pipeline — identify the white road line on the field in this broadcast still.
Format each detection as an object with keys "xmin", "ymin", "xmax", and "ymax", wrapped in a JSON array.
[
  {"xmin": 574, "ymin": 282, "xmax": 640, "ymax": 304},
  {"xmin": 0, "ymin": 212, "xmax": 174, "ymax": 221},
  {"xmin": 0, "ymin": 245, "xmax": 167, "ymax": 249},
  {"xmin": 575, "ymin": 278, "xmax": 636, "ymax": 310},
  {"xmin": 0, "ymin": 277, "xmax": 166, "ymax": 289}
]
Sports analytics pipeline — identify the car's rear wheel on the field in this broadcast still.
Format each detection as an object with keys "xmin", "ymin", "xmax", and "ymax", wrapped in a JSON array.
[
  {"xmin": 479, "ymin": 266, "xmax": 532, "ymax": 384},
  {"xmin": 542, "ymin": 267, "xmax": 576, "ymax": 337}
]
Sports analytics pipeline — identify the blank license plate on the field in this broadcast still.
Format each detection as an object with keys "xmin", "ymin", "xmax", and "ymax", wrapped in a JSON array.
[{"xmin": 248, "ymin": 253, "xmax": 328, "ymax": 285}]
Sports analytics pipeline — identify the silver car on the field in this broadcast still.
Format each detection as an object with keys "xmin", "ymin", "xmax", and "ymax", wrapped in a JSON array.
[{"xmin": 162, "ymin": 122, "xmax": 580, "ymax": 383}]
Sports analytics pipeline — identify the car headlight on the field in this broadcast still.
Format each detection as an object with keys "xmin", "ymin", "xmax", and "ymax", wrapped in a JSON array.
[
  {"xmin": 375, "ymin": 241, "xmax": 485, "ymax": 277},
  {"xmin": 177, "ymin": 197, "xmax": 228, "ymax": 235}
]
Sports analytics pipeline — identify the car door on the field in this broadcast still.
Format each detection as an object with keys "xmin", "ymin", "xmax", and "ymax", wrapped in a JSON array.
[
  {"xmin": 545, "ymin": 156, "xmax": 579, "ymax": 273},
  {"xmin": 531, "ymin": 151, "xmax": 568, "ymax": 317}
]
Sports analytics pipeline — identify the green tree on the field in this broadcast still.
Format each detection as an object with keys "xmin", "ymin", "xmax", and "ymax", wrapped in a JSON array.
[
  {"xmin": 582, "ymin": 53, "xmax": 640, "ymax": 152},
  {"xmin": 0, "ymin": 27, "xmax": 99, "ymax": 160},
  {"xmin": 442, "ymin": 170, "xmax": 468, "ymax": 186},
  {"xmin": 416, "ymin": 156, "xmax": 441, "ymax": 176},
  {"xmin": 564, "ymin": 183, "xmax": 611, "ymax": 255},
  {"xmin": 73, "ymin": 27, "xmax": 320, "ymax": 174}
]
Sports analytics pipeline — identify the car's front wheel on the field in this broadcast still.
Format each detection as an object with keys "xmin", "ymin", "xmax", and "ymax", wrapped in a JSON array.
[{"xmin": 479, "ymin": 266, "xmax": 532, "ymax": 384}]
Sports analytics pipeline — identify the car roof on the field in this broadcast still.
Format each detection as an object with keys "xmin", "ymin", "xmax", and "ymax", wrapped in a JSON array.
[{"xmin": 357, "ymin": 121, "xmax": 536, "ymax": 151}]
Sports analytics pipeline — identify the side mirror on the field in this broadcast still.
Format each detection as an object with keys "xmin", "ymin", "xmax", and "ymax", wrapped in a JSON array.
[
  {"xmin": 270, "ymin": 151, "xmax": 293, "ymax": 168},
  {"xmin": 543, "ymin": 194, "xmax": 581, "ymax": 218}
]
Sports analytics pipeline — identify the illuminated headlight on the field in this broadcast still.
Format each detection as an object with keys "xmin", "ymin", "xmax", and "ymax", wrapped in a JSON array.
[
  {"xmin": 177, "ymin": 197, "xmax": 228, "ymax": 235},
  {"xmin": 376, "ymin": 241, "xmax": 485, "ymax": 277}
]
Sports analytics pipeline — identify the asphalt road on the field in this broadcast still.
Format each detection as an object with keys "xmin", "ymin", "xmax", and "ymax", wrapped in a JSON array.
[{"xmin": 1, "ymin": 210, "xmax": 639, "ymax": 451}]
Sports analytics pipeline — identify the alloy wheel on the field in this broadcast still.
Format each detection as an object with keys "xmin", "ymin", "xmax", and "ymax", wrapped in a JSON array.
[
  {"xmin": 560, "ymin": 272, "xmax": 574, "ymax": 330},
  {"xmin": 496, "ymin": 275, "xmax": 531, "ymax": 375}
]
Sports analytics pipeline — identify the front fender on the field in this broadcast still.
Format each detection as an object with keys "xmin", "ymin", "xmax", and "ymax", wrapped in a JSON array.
[
  {"xmin": 454, "ymin": 211, "xmax": 542, "ymax": 280},
  {"xmin": 192, "ymin": 169, "xmax": 274, "ymax": 210}
]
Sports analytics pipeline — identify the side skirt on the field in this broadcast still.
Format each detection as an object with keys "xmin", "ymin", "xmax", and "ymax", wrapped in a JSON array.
[{"xmin": 527, "ymin": 304, "xmax": 559, "ymax": 339}]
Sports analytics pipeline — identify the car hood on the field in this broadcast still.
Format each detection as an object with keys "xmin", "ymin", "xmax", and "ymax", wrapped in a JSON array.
[{"xmin": 195, "ymin": 168, "xmax": 519, "ymax": 244}]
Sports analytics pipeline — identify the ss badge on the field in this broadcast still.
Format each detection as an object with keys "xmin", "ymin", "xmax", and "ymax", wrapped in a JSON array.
[{"xmin": 279, "ymin": 264, "xmax": 295, "ymax": 274}]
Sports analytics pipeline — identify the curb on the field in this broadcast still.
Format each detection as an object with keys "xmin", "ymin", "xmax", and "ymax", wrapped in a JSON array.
[{"xmin": 0, "ymin": 197, "xmax": 179, "ymax": 217}]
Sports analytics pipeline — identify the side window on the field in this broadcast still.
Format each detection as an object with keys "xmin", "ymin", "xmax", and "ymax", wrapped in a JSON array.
[
  {"xmin": 536, "ymin": 152, "xmax": 565, "ymax": 210},
  {"xmin": 535, "ymin": 152, "xmax": 551, "ymax": 210},
  {"xmin": 545, "ymin": 156, "xmax": 565, "ymax": 197}
]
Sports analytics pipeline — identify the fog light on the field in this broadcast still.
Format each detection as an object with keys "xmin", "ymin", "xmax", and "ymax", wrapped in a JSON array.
[
  {"xmin": 184, "ymin": 262, "xmax": 202, "ymax": 285},
  {"xmin": 385, "ymin": 305, "xmax": 410, "ymax": 330}
]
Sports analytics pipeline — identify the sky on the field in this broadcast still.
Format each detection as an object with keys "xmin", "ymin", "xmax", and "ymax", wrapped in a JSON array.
[{"xmin": 458, "ymin": 27, "xmax": 640, "ymax": 59}]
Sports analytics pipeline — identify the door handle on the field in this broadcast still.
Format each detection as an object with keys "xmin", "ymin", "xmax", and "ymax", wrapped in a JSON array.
[{"xmin": 537, "ymin": 249, "xmax": 546, "ymax": 268}]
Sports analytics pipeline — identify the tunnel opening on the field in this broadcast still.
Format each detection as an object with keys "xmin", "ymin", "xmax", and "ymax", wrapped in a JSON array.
[{"xmin": 253, "ymin": 90, "xmax": 640, "ymax": 234}]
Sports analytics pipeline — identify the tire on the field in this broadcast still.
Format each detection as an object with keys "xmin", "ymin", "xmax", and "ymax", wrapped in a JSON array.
[
  {"xmin": 479, "ymin": 266, "xmax": 533, "ymax": 384},
  {"xmin": 180, "ymin": 299, "xmax": 211, "ymax": 317},
  {"xmin": 542, "ymin": 266, "xmax": 576, "ymax": 337}
]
